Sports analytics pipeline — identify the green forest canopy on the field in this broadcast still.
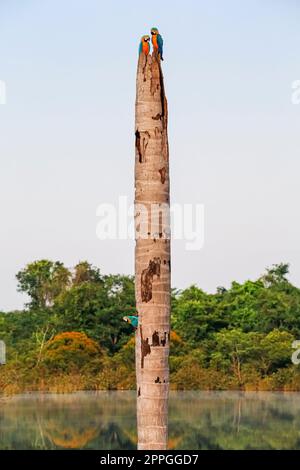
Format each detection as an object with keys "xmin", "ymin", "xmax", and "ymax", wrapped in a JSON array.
[{"xmin": 1, "ymin": 260, "xmax": 300, "ymax": 392}]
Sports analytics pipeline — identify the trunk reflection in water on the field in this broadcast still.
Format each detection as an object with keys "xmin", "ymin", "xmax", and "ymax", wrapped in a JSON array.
[{"xmin": 1, "ymin": 391, "xmax": 300, "ymax": 450}]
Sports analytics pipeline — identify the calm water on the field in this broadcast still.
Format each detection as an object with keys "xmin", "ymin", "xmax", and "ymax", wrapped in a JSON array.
[{"xmin": 1, "ymin": 391, "xmax": 300, "ymax": 450}]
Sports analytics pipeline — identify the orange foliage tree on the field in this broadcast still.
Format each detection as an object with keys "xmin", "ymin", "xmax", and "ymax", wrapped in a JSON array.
[{"xmin": 43, "ymin": 332, "xmax": 101, "ymax": 371}]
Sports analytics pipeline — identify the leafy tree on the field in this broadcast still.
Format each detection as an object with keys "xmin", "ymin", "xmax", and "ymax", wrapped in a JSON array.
[
  {"xmin": 54, "ymin": 274, "xmax": 135, "ymax": 352},
  {"xmin": 258, "ymin": 329, "xmax": 293, "ymax": 375},
  {"xmin": 16, "ymin": 260, "xmax": 71, "ymax": 309},
  {"xmin": 43, "ymin": 331, "xmax": 101, "ymax": 371},
  {"xmin": 216, "ymin": 280, "xmax": 264, "ymax": 332},
  {"xmin": 261, "ymin": 263, "xmax": 290, "ymax": 287},
  {"xmin": 55, "ymin": 282, "xmax": 108, "ymax": 331},
  {"xmin": 171, "ymin": 286, "xmax": 227, "ymax": 345},
  {"xmin": 73, "ymin": 261, "xmax": 102, "ymax": 285},
  {"xmin": 211, "ymin": 329, "xmax": 263, "ymax": 385},
  {"xmin": 0, "ymin": 309, "xmax": 57, "ymax": 352},
  {"xmin": 255, "ymin": 281, "xmax": 300, "ymax": 334}
]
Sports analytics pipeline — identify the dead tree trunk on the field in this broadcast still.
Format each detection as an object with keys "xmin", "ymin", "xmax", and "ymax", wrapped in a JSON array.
[{"xmin": 135, "ymin": 51, "xmax": 170, "ymax": 450}]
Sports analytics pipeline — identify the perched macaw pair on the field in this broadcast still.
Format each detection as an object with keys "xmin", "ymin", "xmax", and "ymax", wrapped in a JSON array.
[{"xmin": 139, "ymin": 27, "xmax": 163, "ymax": 60}]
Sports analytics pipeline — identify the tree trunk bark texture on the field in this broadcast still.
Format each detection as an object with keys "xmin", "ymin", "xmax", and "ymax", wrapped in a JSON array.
[{"xmin": 135, "ymin": 51, "xmax": 170, "ymax": 451}]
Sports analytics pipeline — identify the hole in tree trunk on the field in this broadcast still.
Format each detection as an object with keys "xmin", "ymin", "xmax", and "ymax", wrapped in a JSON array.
[
  {"xmin": 159, "ymin": 167, "xmax": 166, "ymax": 184},
  {"xmin": 161, "ymin": 332, "xmax": 167, "ymax": 346},
  {"xmin": 135, "ymin": 130, "xmax": 150, "ymax": 163},
  {"xmin": 141, "ymin": 257, "xmax": 161, "ymax": 302},
  {"xmin": 152, "ymin": 113, "xmax": 162, "ymax": 120},
  {"xmin": 140, "ymin": 326, "xmax": 151, "ymax": 368},
  {"xmin": 152, "ymin": 331, "xmax": 160, "ymax": 346}
]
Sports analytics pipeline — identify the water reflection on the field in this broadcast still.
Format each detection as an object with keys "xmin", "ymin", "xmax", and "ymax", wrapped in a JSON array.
[{"xmin": 1, "ymin": 391, "xmax": 300, "ymax": 449}]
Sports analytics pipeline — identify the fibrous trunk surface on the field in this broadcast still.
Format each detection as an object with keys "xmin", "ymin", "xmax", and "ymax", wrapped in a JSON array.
[{"xmin": 135, "ymin": 52, "xmax": 170, "ymax": 451}]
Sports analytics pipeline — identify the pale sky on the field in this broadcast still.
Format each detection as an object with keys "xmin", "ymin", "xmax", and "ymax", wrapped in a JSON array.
[{"xmin": 0, "ymin": 0, "xmax": 300, "ymax": 311}]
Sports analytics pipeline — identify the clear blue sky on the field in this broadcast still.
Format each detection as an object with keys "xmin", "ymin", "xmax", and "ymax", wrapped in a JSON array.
[{"xmin": 0, "ymin": 0, "xmax": 300, "ymax": 310}]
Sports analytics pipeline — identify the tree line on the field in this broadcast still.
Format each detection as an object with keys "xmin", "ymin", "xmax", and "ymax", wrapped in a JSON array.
[{"xmin": 1, "ymin": 260, "xmax": 300, "ymax": 393}]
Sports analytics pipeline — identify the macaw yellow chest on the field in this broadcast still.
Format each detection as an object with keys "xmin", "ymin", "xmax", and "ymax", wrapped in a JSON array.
[
  {"xmin": 152, "ymin": 35, "xmax": 158, "ymax": 49},
  {"xmin": 142, "ymin": 42, "xmax": 149, "ymax": 55}
]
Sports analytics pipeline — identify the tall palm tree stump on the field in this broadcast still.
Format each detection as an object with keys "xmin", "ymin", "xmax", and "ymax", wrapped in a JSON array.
[{"xmin": 134, "ymin": 50, "xmax": 171, "ymax": 450}]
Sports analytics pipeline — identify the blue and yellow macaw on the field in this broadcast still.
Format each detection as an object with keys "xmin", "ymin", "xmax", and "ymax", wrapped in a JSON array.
[
  {"xmin": 151, "ymin": 27, "xmax": 163, "ymax": 60},
  {"xmin": 123, "ymin": 315, "xmax": 139, "ymax": 329},
  {"xmin": 139, "ymin": 35, "xmax": 150, "ymax": 56}
]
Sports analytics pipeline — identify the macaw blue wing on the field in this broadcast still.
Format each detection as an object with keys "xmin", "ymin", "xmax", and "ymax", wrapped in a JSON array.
[
  {"xmin": 128, "ymin": 316, "xmax": 139, "ymax": 328},
  {"xmin": 139, "ymin": 42, "xmax": 142, "ymax": 55},
  {"xmin": 123, "ymin": 315, "xmax": 139, "ymax": 329},
  {"xmin": 157, "ymin": 34, "xmax": 163, "ymax": 58}
]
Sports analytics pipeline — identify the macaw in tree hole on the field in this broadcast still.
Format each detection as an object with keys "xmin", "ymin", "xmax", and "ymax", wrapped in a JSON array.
[
  {"xmin": 123, "ymin": 315, "xmax": 139, "ymax": 330},
  {"xmin": 151, "ymin": 27, "xmax": 163, "ymax": 60},
  {"xmin": 139, "ymin": 35, "xmax": 150, "ymax": 56}
]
